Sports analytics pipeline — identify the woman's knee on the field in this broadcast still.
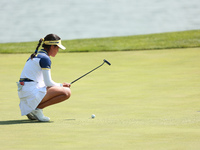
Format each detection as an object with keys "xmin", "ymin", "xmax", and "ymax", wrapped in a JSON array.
[{"xmin": 63, "ymin": 87, "xmax": 71, "ymax": 99}]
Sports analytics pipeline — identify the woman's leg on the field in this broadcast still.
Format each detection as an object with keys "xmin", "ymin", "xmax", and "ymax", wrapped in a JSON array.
[{"xmin": 37, "ymin": 86, "xmax": 71, "ymax": 109}]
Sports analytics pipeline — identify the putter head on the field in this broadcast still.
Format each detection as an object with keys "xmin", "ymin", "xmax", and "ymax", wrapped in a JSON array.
[{"xmin": 103, "ymin": 59, "xmax": 111, "ymax": 66}]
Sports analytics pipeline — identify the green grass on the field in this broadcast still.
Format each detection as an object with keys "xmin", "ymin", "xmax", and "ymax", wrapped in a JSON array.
[
  {"xmin": 0, "ymin": 48, "xmax": 200, "ymax": 149},
  {"xmin": 0, "ymin": 30, "xmax": 200, "ymax": 53}
]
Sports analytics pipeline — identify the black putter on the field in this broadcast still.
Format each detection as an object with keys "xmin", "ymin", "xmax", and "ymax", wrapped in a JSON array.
[{"xmin": 70, "ymin": 59, "xmax": 111, "ymax": 84}]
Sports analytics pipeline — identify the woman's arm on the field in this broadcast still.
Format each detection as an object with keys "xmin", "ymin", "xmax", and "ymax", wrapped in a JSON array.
[{"xmin": 42, "ymin": 69, "xmax": 62, "ymax": 87}]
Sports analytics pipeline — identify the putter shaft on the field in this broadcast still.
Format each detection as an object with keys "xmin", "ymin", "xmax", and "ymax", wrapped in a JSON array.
[{"xmin": 70, "ymin": 62, "xmax": 105, "ymax": 84}]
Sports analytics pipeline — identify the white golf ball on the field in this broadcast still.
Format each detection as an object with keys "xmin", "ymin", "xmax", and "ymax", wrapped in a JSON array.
[{"xmin": 91, "ymin": 114, "xmax": 95, "ymax": 119}]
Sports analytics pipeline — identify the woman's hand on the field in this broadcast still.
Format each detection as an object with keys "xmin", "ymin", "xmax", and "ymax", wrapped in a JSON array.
[{"xmin": 62, "ymin": 82, "xmax": 71, "ymax": 88}]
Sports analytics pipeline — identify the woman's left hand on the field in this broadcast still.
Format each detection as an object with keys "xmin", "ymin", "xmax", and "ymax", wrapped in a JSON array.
[{"xmin": 62, "ymin": 82, "xmax": 71, "ymax": 88}]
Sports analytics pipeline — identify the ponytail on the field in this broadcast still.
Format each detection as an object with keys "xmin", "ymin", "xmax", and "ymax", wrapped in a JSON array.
[{"xmin": 30, "ymin": 38, "xmax": 44, "ymax": 59}]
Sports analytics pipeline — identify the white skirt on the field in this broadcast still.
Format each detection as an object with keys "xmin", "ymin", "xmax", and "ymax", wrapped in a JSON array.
[{"xmin": 18, "ymin": 82, "xmax": 47, "ymax": 116}]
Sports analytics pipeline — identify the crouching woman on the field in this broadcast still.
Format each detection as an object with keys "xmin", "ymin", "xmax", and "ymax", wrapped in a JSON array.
[{"xmin": 17, "ymin": 34, "xmax": 71, "ymax": 122}]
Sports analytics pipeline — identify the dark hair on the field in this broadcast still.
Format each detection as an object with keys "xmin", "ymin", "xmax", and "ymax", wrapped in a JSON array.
[
  {"xmin": 30, "ymin": 34, "xmax": 61, "ymax": 59},
  {"xmin": 42, "ymin": 34, "xmax": 61, "ymax": 50},
  {"xmin": 30, "ymin": 38, "xmax": 43, "ymax": 59}
]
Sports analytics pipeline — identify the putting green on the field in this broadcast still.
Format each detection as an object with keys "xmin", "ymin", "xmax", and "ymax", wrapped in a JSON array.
[{"xmin": 0, "ymin": 48, "xmax": 200, "ymax": 150}]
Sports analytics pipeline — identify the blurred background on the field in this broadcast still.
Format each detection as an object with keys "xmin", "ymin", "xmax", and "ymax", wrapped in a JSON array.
[{"xmin": 0, "ymin": 0, "xmax": 200, "ymax": 43}]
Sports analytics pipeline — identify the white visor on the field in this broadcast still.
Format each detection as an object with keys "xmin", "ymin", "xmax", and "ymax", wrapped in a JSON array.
[
  {"xmin": 57, "ymin": 44, "xmax": 66, "ymax": 50},
  {"xmin": 44, "ymin": 40, "xmax": 66, "ymax": 50}
]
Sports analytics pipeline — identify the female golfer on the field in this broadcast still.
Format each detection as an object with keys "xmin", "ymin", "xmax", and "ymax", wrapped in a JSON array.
[{"xmin": 17, "ymin": 34, "xmax": 71, "ymax": 122}]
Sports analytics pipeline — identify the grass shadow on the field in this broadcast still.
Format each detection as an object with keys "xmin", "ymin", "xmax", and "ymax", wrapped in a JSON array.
[
  {"xmin": 0, "ymin": 119, "xmax": 53, "ymax": 125},
  {"xmin": 64, "ymin": 119, "xmax": 76, "ymax": 121}
]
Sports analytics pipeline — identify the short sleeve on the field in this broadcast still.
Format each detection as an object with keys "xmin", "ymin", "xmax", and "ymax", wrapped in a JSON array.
[{"xmin": 39, "ymin": 56, "xmax": 51, "ymax": 70}]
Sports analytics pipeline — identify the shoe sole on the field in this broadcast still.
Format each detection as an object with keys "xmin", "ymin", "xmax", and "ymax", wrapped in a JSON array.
[{"xmin": 26, "ymin": 113, "xmax": 37, "ymax": 120}]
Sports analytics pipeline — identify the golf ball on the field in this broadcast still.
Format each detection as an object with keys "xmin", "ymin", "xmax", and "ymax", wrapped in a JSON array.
[{"xmin": 91, "ymin": 114, "xmax": 95, "ymax": 119}]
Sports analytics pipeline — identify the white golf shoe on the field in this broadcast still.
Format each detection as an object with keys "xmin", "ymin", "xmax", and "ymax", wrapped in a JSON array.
[{"xmin": 31, "ymin": 108, "xmax": 50, "ymax": 122}]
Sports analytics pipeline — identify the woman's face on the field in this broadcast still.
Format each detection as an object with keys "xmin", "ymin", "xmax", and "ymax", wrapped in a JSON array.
[{"xmin": 49, "ymin": 45, "xmax": 59, "ymax": 57}]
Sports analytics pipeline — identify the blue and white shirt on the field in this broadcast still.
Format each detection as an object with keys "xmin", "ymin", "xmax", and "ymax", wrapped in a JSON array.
[{"xmin": 20, "ymin": 49, "xmax": 61, "ymax": 87}]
